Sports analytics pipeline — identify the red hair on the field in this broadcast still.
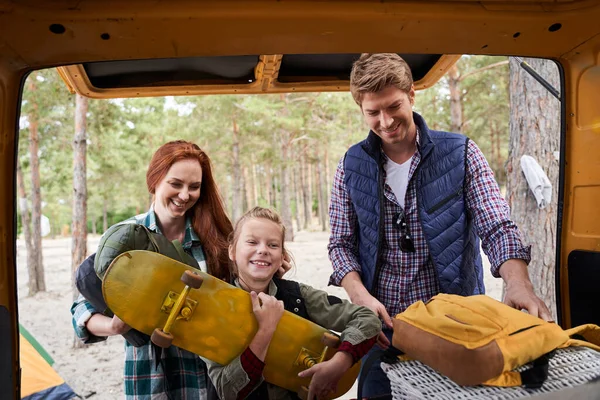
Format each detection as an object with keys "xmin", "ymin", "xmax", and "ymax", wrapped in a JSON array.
[{"xmin": 146, "ymin": 140, "xmax": 232, "ymax": 281}]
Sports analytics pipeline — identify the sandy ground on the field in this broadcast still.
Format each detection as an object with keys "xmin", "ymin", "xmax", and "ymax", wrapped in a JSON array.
[{"xmin": 16, "ymin": 230, "xmax": 501, "ymax": 399}]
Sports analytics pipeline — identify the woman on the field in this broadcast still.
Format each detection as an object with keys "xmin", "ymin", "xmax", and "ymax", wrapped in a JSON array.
[{"xmin": 71, "ymin": 140, "xmax": 232, "ymax": 399}]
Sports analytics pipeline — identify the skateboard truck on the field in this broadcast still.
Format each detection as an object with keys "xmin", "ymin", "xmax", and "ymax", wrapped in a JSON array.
[
  {"xmin": 295, "ymin": 332, "xmax": 342, "ymax": 399},
  {"xmin": 295, "ymin": 331, "xmax": 341, "ymax": 368},
  {"xmin": 160, "ymin": 291, "xmax": 198, "ymax": 321},
  {"xmin": 295, "ymin": 347, "xmax": 322, "ymax": 369},
  {"xmin": 151, "ymin": 270, "xmax": 204, "ymax": 348}
]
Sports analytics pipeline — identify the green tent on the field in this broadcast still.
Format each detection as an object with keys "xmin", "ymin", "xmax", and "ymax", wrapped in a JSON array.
[{"xmin": 19, "ymin": 325, "xmax": 77, "ymax": 399}]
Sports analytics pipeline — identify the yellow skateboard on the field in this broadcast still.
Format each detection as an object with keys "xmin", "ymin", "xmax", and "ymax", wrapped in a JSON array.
[{"xmin": 102, "ymin": 250, "xmax": 361, "ymax": 399}]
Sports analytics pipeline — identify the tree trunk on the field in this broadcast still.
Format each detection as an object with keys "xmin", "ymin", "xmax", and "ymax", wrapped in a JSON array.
[
  {"xmin": 324, "ymin": 147, "xmax": 331, "ymax": 199},
  {"xmin": 222, "ymin": 179, "xmax": 230, "ymax": 216},
  {"xmin": 490, "ymin": 123, "xmax": 496, "ymax": 174},
  {"xmin": 491, "ymin": 121, "xmax": 506, "ymax": 188},
  {"xmin": 17, "ymin": 162, "xmax": 38, "ymax": 296},
  {"xmin": 448, "ymin": 64, "xmax": 463, "ymax": 133},
  {"xmin": 324, "ymin": 148, "xmax": 331, "ymax": 227},
  {"xmin": 316, "ymin": 156, "xmax": 327, "ymax": 231},
  {"xmin": 254, "ymin": 160, "xmax": 263, "ymax": 205},
  {"xmin": 294, "ymin": 161, "xmax": 303, "ymax": 231},
  {"xmin": 265, "ymin": 164, "xmax": 273, "ymax": 207},
  {"xmin": 495, "ymin": 120, "xmax": 502, "ymax": 187},
  {"xmin": 280, "ymin": 130, "xmax": 294, "ymax": 241},
  {"xmin": 304, "ymin": 154, "xmax": 313, "ymax": 229},
  {"xmin": 299, "ymin": 152, "xmax": 309, "ymax": 230},
  {"xmin": 240, "ymin": 168, "xmax": 247, "ymax": 211},
  {"xmin": 72, "ymin": 93, "xmax": 88, "ymax": 348},
  {"xmin": 250, "ymin": 155, "xmax": 258, "ymax": 206},
  {"xmin": 320, "ymin": 160, "xmax": 329, "ymax": 231},
  {"xmin": 243, "ymin": 166, "xmax": 252, "ymax": 212},
  {"xmin": 231, "ymin": 117, "xmax": 242, "ymax": 221},
  {"xmin": 506, "ymin": 58, "xmax": 560, "ymax": 319},
  {"xmin": 430, "ymin": 93, "xmax": 440, "ymax": 131},
  {"xmin": 272, "ymin": 171, "xmax": 278, "ymax": 209},
  {"xmin": 103, "ymin": 197, "xmax": 108, "ymax": 233},
  {"xmin": 27, "ymin": 80, "xmax": 46, "ymax": 293}
]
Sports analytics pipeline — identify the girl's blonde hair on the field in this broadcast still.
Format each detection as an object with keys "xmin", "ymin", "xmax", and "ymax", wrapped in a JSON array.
[{"xmin": 229, "ymin": 207, "xmax": 293, "ymax": 277}]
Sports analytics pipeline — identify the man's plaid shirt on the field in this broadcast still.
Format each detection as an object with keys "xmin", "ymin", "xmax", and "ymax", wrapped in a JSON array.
[
  {"xmin": 328, "ymin": 138, "xmax": 531, "ymax": 319},
  {"xmin": 71, "ymin": 207, "xmax": 208, "ymax": 399}
]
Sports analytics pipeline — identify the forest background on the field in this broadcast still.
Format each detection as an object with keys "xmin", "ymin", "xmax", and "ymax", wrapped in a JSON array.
[
  {"xmin": 15, "ymin": 54, "xmax": 561, "ymax": 397},
  {"xmin": 17, "ymin": 55, "xmax": 515, "ymax": 240},
  {"xmin": 17, "ymin": 54, "xmax": 561, "ymax": 319}
]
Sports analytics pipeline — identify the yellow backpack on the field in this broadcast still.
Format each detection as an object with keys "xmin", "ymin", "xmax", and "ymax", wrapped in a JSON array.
[{"xmin": 391, "ymin": 293, "xmax": 600, "ymax": 387}]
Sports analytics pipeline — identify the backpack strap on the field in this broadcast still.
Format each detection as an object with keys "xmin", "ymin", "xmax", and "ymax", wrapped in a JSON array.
[
  {"xmin": 518, "ymin": 350, "xmax": 554, "ymax": 389},
  {"xmin": 172, "ymin": 239, "xmax": 186, "ymax": 261},
  {"xmin": 139, "ymin": 224, "xmax": 160, "ymax": 251},
  {"xmin": 562, "ymin": 324, "xmax": 600, "ymax": 351},
  {"xmin": 475, "ymin": 350, "xmax": 555, "ymax": 388},
  {"xmin": 357, "ymin": 345, "xmax": 403, "ymax": 400}
]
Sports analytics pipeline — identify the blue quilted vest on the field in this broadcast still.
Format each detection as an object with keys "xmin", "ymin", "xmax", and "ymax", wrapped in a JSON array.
[{"xmin": 343, "ymin": 112, "xmax": 484, "ymax": 297}]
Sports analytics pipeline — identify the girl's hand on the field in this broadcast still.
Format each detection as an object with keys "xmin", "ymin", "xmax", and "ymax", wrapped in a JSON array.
[
  {"xmin": 251, "ymin": 291, "xmax": 284, "ymax": 334},
  {"xmin": 276, "ymin": 255, "xmax": 292, "ymax": 278},
  {"xmin": 297, "ymin": 351, "xmax": 353, "ymax": 399}
]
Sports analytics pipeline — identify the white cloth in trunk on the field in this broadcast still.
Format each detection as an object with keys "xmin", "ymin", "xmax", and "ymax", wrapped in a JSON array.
[{"xmin": 520, "ymin": 155, "xmax": 552, "ymax": 209}]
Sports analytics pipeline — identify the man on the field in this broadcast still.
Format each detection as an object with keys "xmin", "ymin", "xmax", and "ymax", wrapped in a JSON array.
[{"xmin": 328, "ymin": 53, "xmax": 552, "ymax": 398}]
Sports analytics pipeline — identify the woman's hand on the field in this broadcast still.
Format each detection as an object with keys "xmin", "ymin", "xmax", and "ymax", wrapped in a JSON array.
[
  {"xmin": 109, "ymin": 315, "xmax": 132, "ymax": 335},
  {"xmin": 86, "ymin": 314, "xmax": 131, "ymax": 337}
]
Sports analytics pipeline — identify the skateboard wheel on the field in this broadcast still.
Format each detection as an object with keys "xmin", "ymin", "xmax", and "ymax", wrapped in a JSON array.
[
  {"xmin": 321, "ymin": 332, "xmax": 341, "ymax": 348},
  {"xmin": 151, "ymin": 328, "xmax": 174, "ymax": 348},
  {"xmin": 181, "ymin": 270, "xmax": 203, "ymax": 289}
]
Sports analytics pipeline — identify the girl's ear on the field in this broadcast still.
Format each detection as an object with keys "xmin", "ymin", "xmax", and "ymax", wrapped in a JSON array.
[{"xmin": 228, "ymin": 244, "xmax": 235, "ymax": 261}]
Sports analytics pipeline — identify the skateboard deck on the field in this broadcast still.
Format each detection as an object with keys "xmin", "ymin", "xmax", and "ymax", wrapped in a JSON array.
[{"xmin": 102, "ymin": 250, "xmax": 361, "ymax": 399}]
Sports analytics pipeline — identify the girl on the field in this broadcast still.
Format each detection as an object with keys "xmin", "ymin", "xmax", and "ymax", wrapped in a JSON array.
[
  {"xmin": 71, "ymin": 140, "xmax": 233, "ymax": 399},
  {"xmin": 205, "ymin": 207, "xmax": 381, "ymax": 400}
]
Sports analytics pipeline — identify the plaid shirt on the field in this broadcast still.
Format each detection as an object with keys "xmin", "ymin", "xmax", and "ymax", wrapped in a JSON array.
[
  {"xmin": 71, "ymin": 206, "xmax": 208, "ymax": 399},
  {"xmin": 328, "ymin": 138, "xmax": 531, "ymax": 318}
]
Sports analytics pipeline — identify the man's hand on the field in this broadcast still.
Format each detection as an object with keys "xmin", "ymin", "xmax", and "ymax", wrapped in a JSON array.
[
  {"xmin": 342, "ymin": 272, "xmax": 393, "ymax": 328},
  {"xmin": 352, "ymin": 291, "xmax": 392, "ymax": 348},
  {"xmin": 353, "ymin": 290, "xmax": 393, "ymax": 325},
  {"xmin": 500, "ymin": 259, "xmax": 552, "ymax": 321},
  {"xmin": 298, "ymin": 351, "xmax": 353, "ymax": 399},
  {"xmin": 341, "ymin": 272, "xmax": 392, "ymax": 348},
  {"xmin": 504, "ymin": 280, "xmax": 552, "ymax": 321}
]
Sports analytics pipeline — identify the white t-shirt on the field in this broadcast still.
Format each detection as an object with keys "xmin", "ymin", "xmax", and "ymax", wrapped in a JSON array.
[{"xmin": 384, "ymin": 156, "xmax": 413, "ymax": 209}]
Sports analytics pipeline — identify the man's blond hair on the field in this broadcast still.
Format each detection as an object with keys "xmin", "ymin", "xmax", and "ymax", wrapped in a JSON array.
[{"xmin": 350, "ymin": 53, "xmax": 413, "ymax": 106}]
